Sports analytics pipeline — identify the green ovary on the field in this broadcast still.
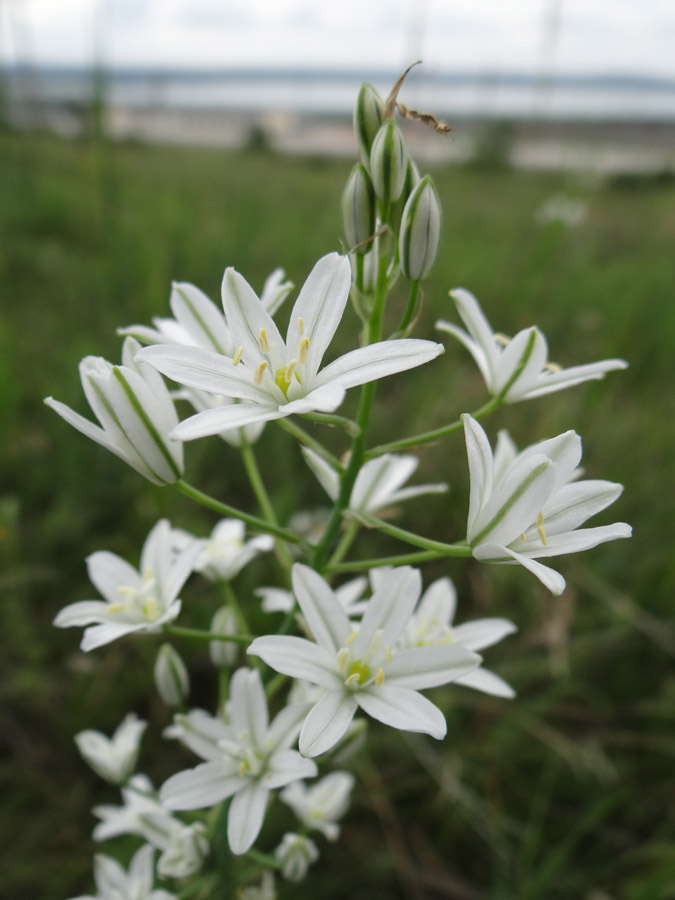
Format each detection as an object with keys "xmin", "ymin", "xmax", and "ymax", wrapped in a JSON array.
[{"xmin": 346, "ymin": 660, "xmax": 371, "ymax": 685}]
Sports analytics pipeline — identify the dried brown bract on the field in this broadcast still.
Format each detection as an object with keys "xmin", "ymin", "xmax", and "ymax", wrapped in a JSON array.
[{"xmin": 384, "ymin": 60, "xmax": 452, "ymax": 135}]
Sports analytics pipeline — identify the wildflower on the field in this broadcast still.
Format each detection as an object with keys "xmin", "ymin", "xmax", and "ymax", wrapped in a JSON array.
[
  {"xmin": 209, "ymin": 605, "xmax": 239, "ymax": 668},
  {"xmin": 137, "ymin": 253, "xmax": 444, "ymax": 440},
  {"xmin": 257, "ymin": 576, "xmax": 368, "ymax": 617},
  {"xmin": 436, "ymin": 289, "xmax": 627, "ymax": 402},
  {"xmin": 54, "ymin": 520, "xmax": 201, "ymax": 651},
  {"xmin": 301, "ymin": 447, "xmax": 447, "ymax": 517},
  {"xmin": 75, "ymin": 713, "xmax": 146, "ymax": 785},
  {"xmin": 69, "ymin": 845, "xmax": 176, "ymax": 900},
  {"xmin": 274, "ymin": 833, "xmax": 319, "ymax": 882},
  {"xmin": 160, "ymin": 669, "xmax": 316, "ymax": 855},
  {"xmin": 399, "ymin": 175, "xmax": 442, "ymax": 280},
  {"xmin": 248, "ymin": 564, "xmax": 480, "ymax": 758},
  {"xmin": 192, "ymin": 518, "xmax": 274, "ymax": 581},
  {"xmin": 45, "ymin": 337, "xmax": 184, "ymax": 485},
  {"xmin": 280, "ymin": 772, "xmax": 354, "ymax": 840},
  {"xmin": 463, "ymin": 415, "xmax": 632, "ymax": 595}
]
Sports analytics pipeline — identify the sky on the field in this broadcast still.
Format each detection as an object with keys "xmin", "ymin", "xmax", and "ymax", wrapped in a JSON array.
[{"xmin": 3, "ymin": 0, "xmax": 675, "ymax": 80}]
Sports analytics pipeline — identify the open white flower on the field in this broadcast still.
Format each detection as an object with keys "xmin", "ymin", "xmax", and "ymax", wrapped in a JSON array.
[
  {"xmin": 398, "ymin": 576, "xmax": 516, "ymax": 698},
  {"xmin": 193, "ymin": 518, "xmax": 274, "ymax": 581},
  {"xmin": 137, "ymin": 253, "xmax": 444, "ymax": 439},
  {"xmin": 248, "ymin": 564, "xmax": 481, "ymax": 758},
  {"xmin": 463, "ymin": 415, "xmax": 632, "ymax": 595},
  {"xmin": 436, "ymin": 289, "xmax": 627, "ymax": 403},
  {"xmin": 280, "ymin": 772, "xmax": 354, "ymax": 841},
  {"xmin": 160, "ymin": 669, "xmax": 316, "ymax": 855},
  {"xmin": 75, "ymin": 713, "xmax": 146, "ymax": 785},
  {"xmin": 69, "ymin": 845, "xmax": 176, "ymax": 900},
  {"xmin": 54, "ymin": 519, "xmax": 202, "ymax": 651},
  {"xmin": 257, "ymin": 576, "xmax": 368, "ymax": 616},
  {"xmin": 45, "ymin": 337, "xmax": 184, "ymax": 485},
  {"xmin": 301, "ymin": 447, "xmax": 447, "ymax": 516}
]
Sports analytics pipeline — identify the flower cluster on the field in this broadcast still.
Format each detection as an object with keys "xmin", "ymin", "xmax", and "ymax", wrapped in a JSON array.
[{"xmin": 48, "ymin": 70, "xmax": 630, "ymax": 899}]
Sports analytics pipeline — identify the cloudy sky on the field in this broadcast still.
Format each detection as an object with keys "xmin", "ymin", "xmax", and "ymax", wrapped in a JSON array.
[{"xmin": 4, "ymin": 0, "xmax": 675, "ymax": 79}]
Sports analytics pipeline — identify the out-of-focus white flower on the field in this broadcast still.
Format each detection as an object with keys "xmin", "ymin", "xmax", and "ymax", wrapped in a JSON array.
[
  {"xmin": 398, "ymin": 576, "xmax": 516, "ymax": 697},
  {"xmin": 436, "ymin": 290, "xmax": 627, "ymax": 403},
  {"xmin": 45, "ymin": 337, "xmax": 184, "ymax": 485},
  {"xmin": 54, "ymin": 519, "xmax": 201, "ymax": 651},
  {"xmin": 154, "ymin": 643, "xmax": 190, "ymax": 707},
  {"xmin": 209, "ymin": 605, "xmax": 239, "ymax": 668},
  {"xmin": 248, "ymin": 565, "xmax": 480, "ymax": 758},
  {"xmin": 302, "ymin": 447, "xmax": 447, "ymax": 517},
  {"xmin": 237, "ymin": 871, "xmax": 276, "ymax": 900},
  {"xmin": 160, "ymin": 669, "xmax": 316, "ymax": 855},
  {"xmin": 257, "ymin": 576, "xmax": 368, "ymax": 617},
  {"xmin": 463, "ymin": 415, "xmax": 632, "ymax": 595},
  {"xmin": 274, "ymin": 833, "xmax": 319, "ymax": 882},
  {"xmin": 137, "ymin": 253, "xmax": 444, "ymax": 439},
  {"xmin": 75, "ymin": 713, "xmax": 146, "ymax": 785},
  {"xmin": 281, "ymin": 772, "xmax": 355, "ymax": 840},
  {"xmin": 69, "ymin": 845, "xmax": 176, "ymax": 900},
  {"xmin": 193, "ymin": 519, "xmax": 274, "ymax": 581}
]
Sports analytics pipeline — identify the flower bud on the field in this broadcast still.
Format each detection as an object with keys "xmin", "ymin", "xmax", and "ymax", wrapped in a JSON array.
[
  {"xmin": 390, "ymin": 157, "xmax": 421, "ymax": 234},
  {"xmin": 398, "ymin": 175, "xmax": 442, "ymax": 280},
  {"xmin": 154, "ymin": 643, "xmax": 190, "ymax": 707},
  {"xmin": 353, "ymin": 82, "xmax": 385, "ymax": 165},
  {"xmin": 342, "ymin": 164, "xmax": 376, "ymax": 253},
  {"xmin": 209, "ymin": 605, "xmax": 239, "ymax": 668},
  {"xmin": 369, "ymin": 120, "xmax": 408, "ymax": 206},
  {"xmin": 274, "ymin": 833, "xmax": 319, "ymax": 883}
]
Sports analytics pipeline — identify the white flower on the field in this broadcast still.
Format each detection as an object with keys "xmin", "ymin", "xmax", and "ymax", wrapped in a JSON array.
[
  {"xmin": 45, "ymin": 337, "xmax": 184, "ymax": 485},
  {"xmin": 248, "ymin": 564, "xmax": 480, "ymax": 758},
  {"xmin": 463, "ymin": 415, "xmax": 632, "ymax": 595},
  {"xmin": 69, "ymin": 845, "xmax": 176, "ymax": 900},
  {"xmin": 280, "ymin": 772, "xmax": 354, "ymax": 841},
  {"xmin": 154, "ymin": 644, "xmax": 190, "ymax": 707},
  {"xmin": 193, "ymin": 518, "xmax": 274, "ymax": 581},
  {"xmin": 257, "ymin": 576, "xmax": 368, "ymax": 616},
  {"xmin": 54, "ymin": 520, "xmax": 202, "ymax": 651},
  {"xmin": 238, "ymin": 871, "xmax": 276, "ymax": 900},
  {"xmin": 137, "ymin": 253, "xmax": 444, "ymax": 439},
  {"xmin": 209, "ymin": 605, "xmax": 239, "ymax": 668},
  {"xmin": 436, "ymin": 289, "xmax": 627, "ymax": 403},
  {"xmin": 75, "ymin": 713, "xmax": 146, "ymax": 785},
  {"xmin": 301, "ymin": 447, "xmax": 447, "ymax": 517},
  {"xmin": 159, "ymin": 669, "xmax": 317, "ymax": 855},
  {"xmin": 92, "ymin": 775, "xmax": 208, "ymax": 879},
  {"xmin": 398, "ymin": 576, "xmax": 517, "ymax": 698},
  {"xmin": 274, "ymin": 833, "xmax": 319, "ymax": 882}
]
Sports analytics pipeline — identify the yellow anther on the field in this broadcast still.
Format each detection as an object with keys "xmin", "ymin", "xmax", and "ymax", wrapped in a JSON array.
[
  {"xmin": 258, "ymin": 328, "xmax": 269, "ymax": 353},
  {"xmin": 345, "ymin": 630, "xmax": 357, "ymax": 645},
  {"xmin": 544, "ymin": 361, "xmax": 563, "ymax": 373},
  {"xmin": 285, "ymin": 359, "xmax": 298, "ymax": 383},
  {"xmin": 232, "ymin": 346, "xmax": 244, "ymax": 366},
  {"xmin": 375, "ymin": 668, "xmax": 385, "ymax": 686},
  {"xmin": 345, "ymin": 672, "xmax": 361, "ymax": 686},
  {"xmin": 385, "ymin": 645, "xmax": 393, "ymax": 663},
  {"xmin": 254, "ymin": 361, "xmax": 268, "ymax": 385},
  {"xmin": 238, "ymin": 760, "xmax": 247, "ymax": 778},
  {"xmin": 536, "ymin": 511, "xmax": 548, "ymax": 546},
  {"xmin": 297, "ymin": 317, "xmax": 305, "ymax": 335},
  {"xmin": 107, "ymin": 603, "xmax": 125, "ymax": 615},
  {"xmin": 520, "ymin": 533, "xmax": 526, "ymax": 541},
  {"xmin": 142, "ymin": 599, "xmax": 160, "ymax": 621},
  {"xmin": 299, "ymin": 337, "xmax": 310, "ymax": 364},
  {"xmin": 494, "ymin": 332, "xmax": 511, "ymax": 346}
]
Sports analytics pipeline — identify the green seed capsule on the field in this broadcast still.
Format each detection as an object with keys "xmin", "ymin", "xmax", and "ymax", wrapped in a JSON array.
[
  {"xmin": 342, "ymin": 164, "xmax": 376, "ymax": 253},
  {"xmin": 154, "ymin": 643, "xmax": 190, "ymax": 707},
  {"xmin": 353, "ymin": 83, "xmax": 385, "ymax": 166},
  {"xmin": 399, "ymin": 175, "xmax": 442, "ymax": 280},
  {"xmin": 370, "ymin": 120, "xmax": 408, "ymax": 206}
]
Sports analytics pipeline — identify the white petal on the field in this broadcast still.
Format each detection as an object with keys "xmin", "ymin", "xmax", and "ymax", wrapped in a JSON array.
[
  {"xmin": 519, "ymin": 430, "xmax": 581, "ymax": 488},
  {"xmin": 227, "ymin": 781, "xmax": 269, "ymax": 855},
  {"xmin": 517, "ymin": 522, "xmax": 632, "ymax": 558},
  {"xmin": 417, "ymin": 577, "xmax": 456, "ymax": 626},
  {"xmin": 462, "ymin": 414, "xmax": 495, "ymax": 538},
  {"xmin": 450, "ymin": 288, "xmax": 500, "ymax": 386},
  {"xmin": 248, "ymin": 635, "xmax": 342, "ymax": 688},
  {"xmin": 160, "ymin": 761, "xmax": 242, "ymax": 810},
  {"xmin": 172, "ymin": 402, "xmax": 283, "ymax": 441},
  {"xmin": 222, "ymin": 267, "xmax": 284, "ymax": 369},
  {"xmin": 229, "ymin": 668, "xmax": 269, "ymax": 749},
  {"xmin": 128, "ymin": 844, "xmax": 155, "ymax": 895},
  {"xmin": 474, "ymin": 543, "xmax": 566, "ymax": 595},
  {"xmin": 81, "ymin": 621, "xmax": 148, "ymax": 651},
  {"xmin": 315, "ymin": 339, "xmax": 444, "ymax": 391},
  {"xmin": 299, "ymin": 691, "xmax": 358, "ymax": 757},
  {"xmin": 496, "ymin": 327, "xmax": 547, "ymax": 399},
  {"xmin": 260, "ymin": 268, "xmax": 293, "ymax": 315},
  {"xmin": 292, "ymin": 564, "xmax": 352, "ymax": 652},
  {"xmin": 357, "ymin": 685, "xmax": 446, "ymax": 738},
  {"xmin": 301, "ymin": 447, "xmax": 340, "ymax": 501},
  {"xmin": 384, "ymin": 644, "xmax": 480, "ymax": 689},
  {"xmin": 53, "ymin": 600, "xmax": 111, "ymax": 628},
  {"xmin": 452, "ymin": 618, "xmax": 517, "ymax": 651},
  {"xmin": 523, "ymin": 358, "xmax": 628, "ymax": 398},
  {"xmin": 170, "ymin": 709, "xmax": 232, "ymax": 761},
  {"xmin": 268, "ymin": 702, "xmax": 313, "ymax": 751},
  {"xmin": 170, "ymin": 281, "xmax": 234, "ymax": 355},
  {"xmin": 435, "ymin": 320, "xmax": 492, "ymax": 387},
  {"xmin": 457, "ymin": 667, "xmax": 515, "ymax": 698},
  {"xmin": 350, "ymin": 454, "xmax": 417, "ymax": 512},
  {"xmin": 281, "ymin": 382, "xmax": 346, "ymax": 415},
  {"xmin": 264, "ymin": 748, "xmax": 317, "ymax": 789},
  {"xmin": 86, "ymin": 551, "xmax": 140, "ymax": 602},
  {"xmin": 352, "ymin": 566, "xmax": 421, "ymax": 656},
  {"xmin": 540, "ymin": 480, "xmax": 624, "ymax": 534}
]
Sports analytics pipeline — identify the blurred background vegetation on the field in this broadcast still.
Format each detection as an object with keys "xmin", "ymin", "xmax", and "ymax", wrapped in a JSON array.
[{"xmin": 1, "ymin": 110, "xmax": 674, "ymax": 900}]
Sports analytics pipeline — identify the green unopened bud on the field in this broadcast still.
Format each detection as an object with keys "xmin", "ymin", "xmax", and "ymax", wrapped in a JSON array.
[
  {"xmin": 390, "ymin": 157, "xmax": 421, "ymax": 234},
  {"xmin": 209, "ymin": 606, "xmax": 238, "ymax": 668},
  {"xmin": 369, "ymin": 120, "xmax": 408, "ymax": 206},
  {"xmin": 353, "ymin": 83, "xmax": 385, "ymax": 165},
  {"xmin": 399, "ymin": 175, "xmax": 442, "ymax": 280},
  {"xmin": 154, "ymin": 643, "xmax": 190, "ymax": 707},
  {"xmin": 342, "ymin": 164, "xmax": 376, "ymax": 254}
]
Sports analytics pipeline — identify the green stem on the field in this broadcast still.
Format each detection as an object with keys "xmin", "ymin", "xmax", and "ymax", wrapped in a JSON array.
[
  {"xmin": 276, "ymin": 418, "xmax": 343, "ymax": 473},
  {"xmin": 301, "ymin": 411, "xmax": 361, "ymax": 436},
  {"xmin": 326, "ymin": 550, "xmax": 444, "ymax": 573},
  {"xmin": 395, "ymin": 279, "xmax": 421, "ymax": 335},
  {"xmin": 327, "ymin": 518, "xmax": 361, "ymax": 568},
  {"xmin": 355, "ymin": 252, "xmax": 365, "ymax": 293},
  {"xmin": 245, "ymin": 848, "xmax": 281, "ymax": 870},
  {"xmin": 364, "ymin": 395, "xmax": 501, "ymax": 458},
  {"xmin": 239, "ymin": 438, "xmax": 293, "ymax": 576},
  {"xmin": 175, "ymin": 480, "xmax": 311, "ymax": 551},
  {"xmin": 164, "ymin": 625, "xmax": 254, "ymax": 645},
  {"xmin": 345, "ymin": 510, "xmax": 471, "ymax": 555}
]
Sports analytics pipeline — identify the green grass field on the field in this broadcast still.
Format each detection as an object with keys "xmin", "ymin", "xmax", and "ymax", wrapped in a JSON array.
[{"xmin": 1, "ymin": 127, "xmax": 674, "ymax": 899}]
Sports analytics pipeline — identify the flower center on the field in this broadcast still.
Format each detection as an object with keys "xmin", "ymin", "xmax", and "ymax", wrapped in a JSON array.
[
  {"xmin": 109, "ymin": 570, "xmax": 160, "ymax": 621},
  {"xmin": 345, "ymin": 660, "xmax": 371, "ymax": 686}
]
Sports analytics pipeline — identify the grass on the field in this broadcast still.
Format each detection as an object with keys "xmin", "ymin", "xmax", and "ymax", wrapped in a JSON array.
[{"xmin": 1, "ymin": 126, "xmax": 674, "ymax": 899}]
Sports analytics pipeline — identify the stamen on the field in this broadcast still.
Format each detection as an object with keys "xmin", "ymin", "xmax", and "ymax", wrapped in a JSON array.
[
  {"xmin": 258, "ymin": 328, "xmax": 269, "ymax": 353},
  {"xmin": 238, "ymin": 760, "xmax": 248, "ymax": 778},
  {"xmin": 494, "ymin": 333, "xmax": 511, "ymax": 347},
  {"xmin": 345, "ymin": 630, "xmax": 357, "ymax": 645},
  {"xmin": 336, "ymin": 647, "xmax": 349, "ymax": 672},
  {"xmin": 536, "ymin": 511, "xmax": 548, "ymax": 546},
  {"xmin": 544, "ymin": 361, "xmax": 563, "ymax": 373},
  {"xmin": 285, "ymin": 359, "xmax": 298, "ymax": 383},
  {"xmin": 344, "ymin": 672, "xmax": 361, "ymax": 686},
  {"xmin": 107, "ymin": 603, "xmax": 125, "ymax": 615},
  {"xmin": 520, "ymin": 533, "xmax": 526, "ymax": 541},
  {"xmin": 298, "ymin": 337, "xmax": 310, "ymax": 364},
  {"xmin": 254, "ymin": 361, "xmax": 268, "ymax": 385},
  {"xmin": 385, "ymin": 645, "xmax": 393, "ymax": 663},
  {"xmin": 297, "ymin": 317, "xmax": 304, "ymax": 335},
  {"xmin": 375, "ymin": 668, "xmax": 385, "ymax": 686},
  {"xmin": 232, "ymin": 346, "xmax": 244, "ymax": 366}
]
